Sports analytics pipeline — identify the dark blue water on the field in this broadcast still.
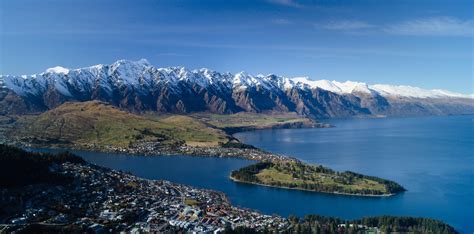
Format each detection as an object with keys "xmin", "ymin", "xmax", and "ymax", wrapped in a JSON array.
[
  {"xmin": 236, "ymin": 115, "xmax": 474, "ymax": 233},
  {"xmin": 35, "ymin": 115, "xmax": 474, "ymax": 233}
]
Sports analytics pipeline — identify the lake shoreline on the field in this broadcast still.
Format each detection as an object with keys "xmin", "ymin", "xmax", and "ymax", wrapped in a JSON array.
[
  {"xmin": 19, "ymin": 143, "xmax": 298, "ymax": 163},
  {"xmin": 9, "ymin": 118, "xmax": 323, "ymax": 162}
]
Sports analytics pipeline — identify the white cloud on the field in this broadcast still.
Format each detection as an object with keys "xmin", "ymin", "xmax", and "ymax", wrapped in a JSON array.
[
  {"xmin": 318, "ymin": 20, "xmax": 374, "ymax": 30},
  {"xmin": 384, "ymin": 17, "xmax": 474, "ymax": 37},
  {"xmin": 266, "ymin": 0, "xmax": 302, "ymax": 8},
  {"xmin": 272, "ymin": 18, "xmax": 292, "ymax": 25}
]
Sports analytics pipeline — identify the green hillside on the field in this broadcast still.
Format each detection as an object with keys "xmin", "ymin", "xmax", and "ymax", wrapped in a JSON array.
[
  {"xmin": 192, "ymin": 112, "xmax": 318, "ymax": 134},
  {"xmin": 11, "ymin": 101, "xmax": 230, "ymax": 148}
]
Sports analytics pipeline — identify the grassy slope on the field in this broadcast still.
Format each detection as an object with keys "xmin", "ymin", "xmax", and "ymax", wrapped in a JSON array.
[
  {"xmin": 192, "ymin": 112, "xmax": 315, "ymax": 133},
  {"xmin": 12, "ymin": 101, "xmax": 230, "ymax": 148},
  {"xmin": 231, "ymin": 162, "xmax": 405, "ymax": 195},
  {"xmin": 256, "ymin": 166, "xmax": 386, "ymax": 194},
  {"xmin": 6, "ymin": 103, "xmax": 315, "ymax": 148},
  {"xmin": 159, "ymin": 115, "xmax": 229, "ymax": 146}
]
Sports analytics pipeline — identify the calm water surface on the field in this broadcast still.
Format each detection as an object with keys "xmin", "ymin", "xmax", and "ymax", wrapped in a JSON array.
[{"xmin": 35, "ymin": 115, "xmax": 474, "ymax": 233}]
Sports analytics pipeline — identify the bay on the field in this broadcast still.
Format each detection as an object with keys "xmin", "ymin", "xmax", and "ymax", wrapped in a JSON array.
[{"xmin": 33, "ymin": 115, "xmax": 474, "ymax": 233}]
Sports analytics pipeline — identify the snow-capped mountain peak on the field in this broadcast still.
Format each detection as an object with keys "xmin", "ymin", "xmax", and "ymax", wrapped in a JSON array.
[
  {"xmin": 333, "ymin": 81, "xmax": 372, "ymax": 94},
  {"xmin": 45, "ymin": 66, "xmax": 70, "ymax": 74},
  {"xmin": 0, "ymin": 59, "xmax": 472, "ymax": 100}
]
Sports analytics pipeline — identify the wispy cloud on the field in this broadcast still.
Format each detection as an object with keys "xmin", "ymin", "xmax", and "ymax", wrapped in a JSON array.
[
  {"xmin": 138, "ymin": 39, "xmax": 471, "ymax": 58},
  {"xmin": 384, "ymin": 17, "xmax": 474, "ymax": 37},
  {"xmin": 1, "ymin": 24, "xmax": 263, "ymax": 36},
  {"xmin": 266, "ymin": 0, "xmax": 302, "ymax": 8},
  {"xmin": 271, "ymin": 18, "xmax": 292, "ymax": 25},
  {"xmin": 316, "ymin": 17, "xmax": 473, "ymax": 37},
  {"xmin": 317, "ymin": 20, "xmax": 374, "ymax": 31},
  {"xmin": 157, "ymin": 53, "xmax": 191, "ymax": 57}
]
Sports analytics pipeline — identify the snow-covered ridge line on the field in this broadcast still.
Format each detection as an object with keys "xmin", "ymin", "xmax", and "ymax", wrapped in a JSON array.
[{"xmin": 0, "ymin": 59, "xmax": 472, "ymax": 99}]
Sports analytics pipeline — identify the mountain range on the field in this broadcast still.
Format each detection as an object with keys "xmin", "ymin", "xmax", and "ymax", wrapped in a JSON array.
[{"xmin": 1, "ymin": 59, "xmax": 473, "ymax": 118}]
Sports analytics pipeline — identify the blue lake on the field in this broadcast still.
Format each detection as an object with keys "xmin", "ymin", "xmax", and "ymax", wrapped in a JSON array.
[{"xmin": 35, "ymin": 115, "xmax": 474, "ymax": 233}]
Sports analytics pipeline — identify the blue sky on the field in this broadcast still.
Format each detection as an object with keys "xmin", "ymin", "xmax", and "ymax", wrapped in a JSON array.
[{"xmin": 1, "ymin": 0, "xmax": 473, "ymax": 93}]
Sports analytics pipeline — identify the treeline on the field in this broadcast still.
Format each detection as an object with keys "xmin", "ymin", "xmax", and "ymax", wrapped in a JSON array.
[
  {"xmin": 0, "ymin": 144, "xmax": 84, "ymax": 187},
  {"xmin": 285, "ymin": 215, "xmax": 457, "ymax": 234},
  {"xmin": 273, "ymin": 181, "xmax": 385, "ymax": 195}
]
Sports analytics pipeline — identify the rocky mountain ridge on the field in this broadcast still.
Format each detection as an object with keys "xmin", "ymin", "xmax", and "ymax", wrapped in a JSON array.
[{"xmin": 1, "ymin": 59, "xmax": 473, "ymax": 118}]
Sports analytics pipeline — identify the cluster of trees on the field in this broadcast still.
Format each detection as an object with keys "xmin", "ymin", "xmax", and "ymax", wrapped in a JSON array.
[
  {"xmin": 288, "ymin": 161, "xmax": 335, "ymax": 174},
  {"xmin": 357, "ymin": 216, "xmax": 457, "ymax": 233},
  {"xmin": 219, "ymin": 141, "xmax": 256, "ymax": 149},
  {"xmin": 346, "ymin": 171, "xmax": 406, "ymax": 193},
  {"xmin": 0, "ymin": 144, "xmax": 84, "ymax": 187},
  {"xmin": 285, "ymin": 182, "xmax": 388, "ymax": 195},
  {"xmin": 230, "ymin": 162, "xmax": 272, "ymax": 182},
  {"xmin": 285, "ymin": 215, "xmax": 457, "ymax": 234},
  {"xmin": 134, "ymin": 128, "xmax": 169, "ymax": 141}
]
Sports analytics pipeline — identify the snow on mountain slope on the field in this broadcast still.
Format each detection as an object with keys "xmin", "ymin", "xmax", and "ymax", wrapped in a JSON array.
[
  {"xmin": 289, "ymin": 77, "xmax": 473, "ymax": 98},
  {"xmin": 0, "ymin": 59, "xmax": 471, "ymax": 99},
  {"xmin": 291, "ymin": 77, "xmax": 375, "ymax": 95},
  {"xmin": 369, "ymin": 84, "xmax": 472, "ymax": 99},
  {"xmin": 2, "ymin": 74, "xmax": 48, "ymax": 96},
  {"xmin": 291, "ymin": 77, "xmax": 341, "ymax": 93}
]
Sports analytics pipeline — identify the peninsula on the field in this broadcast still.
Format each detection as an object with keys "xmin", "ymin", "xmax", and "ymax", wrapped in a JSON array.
[{"xmin": 230, "ymin": 161, "xmax": 405, "ymax": 196}]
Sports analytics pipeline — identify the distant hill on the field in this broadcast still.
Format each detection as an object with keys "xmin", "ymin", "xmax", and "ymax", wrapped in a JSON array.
[
  {"xmin": 9, "ymin": 101, "xmax": 230, "ymax": 149},
  {"xmin": 1, "ymin": 59, "xmax": 473, "ymax": 118}
]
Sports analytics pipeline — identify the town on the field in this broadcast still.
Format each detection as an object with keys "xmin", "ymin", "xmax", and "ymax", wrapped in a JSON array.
[
  {"xmin": 16, "ymin": 139, "xmax": 299, "ymax": 163},
  {"xmin": 0, "ymin": 159, "xmax": 290, "ymax": 233}
]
